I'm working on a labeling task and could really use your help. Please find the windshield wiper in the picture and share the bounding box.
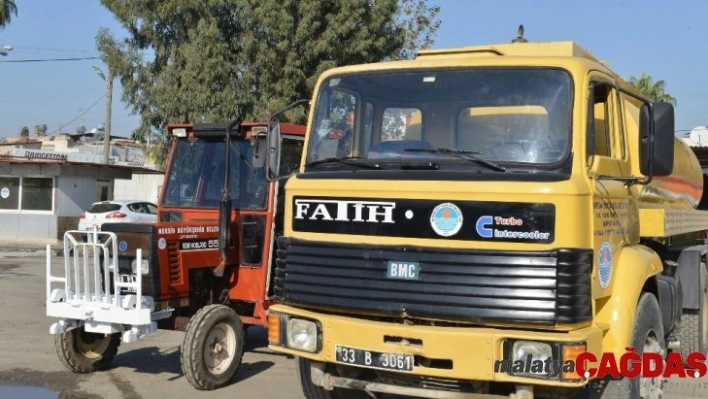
[405,148,506,172]
[304,156,382,170]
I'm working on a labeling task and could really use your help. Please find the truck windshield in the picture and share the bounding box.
[162,138,267,209]
[306,68,572,168]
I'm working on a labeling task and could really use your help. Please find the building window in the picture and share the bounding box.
[0,176,53,212]
[0,177,20,210]
[21,177,53,211]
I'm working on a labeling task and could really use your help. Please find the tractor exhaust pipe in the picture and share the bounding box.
[214,118,241,278]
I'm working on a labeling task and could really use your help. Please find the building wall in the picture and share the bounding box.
[0,162,134,242]
[0,163,60,241]
[114,173,164,204]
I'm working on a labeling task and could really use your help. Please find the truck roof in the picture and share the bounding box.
[415,41,600,62]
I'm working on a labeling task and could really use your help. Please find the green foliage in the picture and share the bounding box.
[628,72,677,106]
[0,0,17,29]
[19,126,28,137]
[98,0,440,141]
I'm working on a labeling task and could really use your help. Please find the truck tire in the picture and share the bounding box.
[180,304,245,390]
[580,293,665,399]
[678,263,708,360]
[298,357,379,399]
[55,327,120,373]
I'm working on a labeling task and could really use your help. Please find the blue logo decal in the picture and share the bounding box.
[476,215,494,238]
[430,203,463,237]
[119,241,128,252]
[598,242,613,289]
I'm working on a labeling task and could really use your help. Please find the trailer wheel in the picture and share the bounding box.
[54,327,121,373]
[180,304,245,390]
[298,357,380,399]
[679,263,708,360]
[580,293,665,399]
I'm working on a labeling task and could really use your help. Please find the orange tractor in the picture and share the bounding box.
[47,119,305,389]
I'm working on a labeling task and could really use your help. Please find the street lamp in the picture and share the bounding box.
[0,45,13,57]
[93,65,113,164]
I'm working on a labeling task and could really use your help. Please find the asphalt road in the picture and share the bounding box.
[1,251,708,398]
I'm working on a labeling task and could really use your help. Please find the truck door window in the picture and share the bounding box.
[589,83,612,157]
[279,138,304,175]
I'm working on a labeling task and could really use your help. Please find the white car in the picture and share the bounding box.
[78,200,158,231]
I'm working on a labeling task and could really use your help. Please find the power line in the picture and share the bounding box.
[50,94,106,135]
[0,56,100,63]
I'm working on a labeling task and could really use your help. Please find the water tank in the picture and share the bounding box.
[640,138,704,209]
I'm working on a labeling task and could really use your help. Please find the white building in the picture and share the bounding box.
[0,134,162,243]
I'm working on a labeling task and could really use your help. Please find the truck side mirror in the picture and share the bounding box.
[267,122,282,180]
[639,102,674,177]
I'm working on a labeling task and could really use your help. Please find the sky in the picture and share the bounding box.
[1,0,707,138]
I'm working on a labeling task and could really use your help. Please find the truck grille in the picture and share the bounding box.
[274,238,592,325]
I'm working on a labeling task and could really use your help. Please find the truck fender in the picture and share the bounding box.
[594,244,662,353]
[676,245,707,310]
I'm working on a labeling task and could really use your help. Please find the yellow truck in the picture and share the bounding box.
[264,39,708,398]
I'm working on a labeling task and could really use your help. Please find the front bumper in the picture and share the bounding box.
[268,304,603,388]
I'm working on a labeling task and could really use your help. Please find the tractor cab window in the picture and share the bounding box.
[162,138,267,210]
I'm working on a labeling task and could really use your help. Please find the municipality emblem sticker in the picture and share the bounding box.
[119,241,128,252]
[430,203,463,237]
[598,241,613,289]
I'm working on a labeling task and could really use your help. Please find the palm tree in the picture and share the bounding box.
[0,0,17,29]
[628,72,677,106]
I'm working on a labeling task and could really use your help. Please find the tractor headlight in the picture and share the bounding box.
[131,259,150,275]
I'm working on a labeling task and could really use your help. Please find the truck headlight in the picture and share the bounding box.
[286,318,319,352]
[131,259,150,275]
[511,340,554,377]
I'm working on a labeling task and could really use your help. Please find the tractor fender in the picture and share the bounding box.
[594,244,662,354]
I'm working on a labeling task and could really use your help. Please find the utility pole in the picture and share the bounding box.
[93,66,113,164]
[103,69,113,164]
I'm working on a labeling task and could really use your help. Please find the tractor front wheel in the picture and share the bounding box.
[55,327,121,373]
[180,304,245,390]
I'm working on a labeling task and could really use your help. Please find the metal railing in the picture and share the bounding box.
[47,229,143,312]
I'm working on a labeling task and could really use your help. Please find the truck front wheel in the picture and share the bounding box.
[55,327,121,373]
[298,357,379,399]
[581,293,665,399]
[180,304,245,390]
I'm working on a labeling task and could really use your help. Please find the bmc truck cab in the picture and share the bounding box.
[265,41,708,398]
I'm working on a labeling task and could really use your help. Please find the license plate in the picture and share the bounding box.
[386,261,419,280]
[335,345,414,372]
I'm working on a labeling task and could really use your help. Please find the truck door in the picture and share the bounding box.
[587,80,636,294]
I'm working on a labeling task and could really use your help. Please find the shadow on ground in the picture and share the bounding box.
[109,325,278,385]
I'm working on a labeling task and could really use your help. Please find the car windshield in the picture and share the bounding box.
[305,68,572,168]
[162,138,267,209]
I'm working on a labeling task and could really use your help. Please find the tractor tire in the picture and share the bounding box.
[678,263,708,360]
[579,293,665,399]
[298,357,379,399]
[180,304,245,390]
[55,327,121,373]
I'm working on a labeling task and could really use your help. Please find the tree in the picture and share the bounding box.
[0,0,17,29]
[19,126,28,138]
[97,0,440,140]
[628,72,677,106]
